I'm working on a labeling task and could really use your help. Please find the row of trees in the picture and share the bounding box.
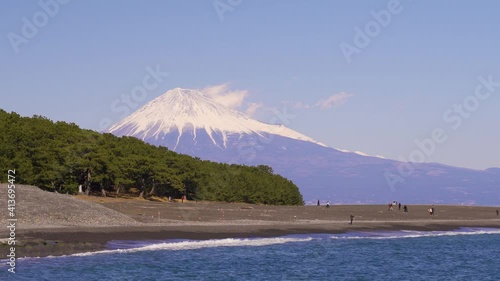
[0,109,303,205]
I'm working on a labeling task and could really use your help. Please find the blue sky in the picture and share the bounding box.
[1,0,499,170]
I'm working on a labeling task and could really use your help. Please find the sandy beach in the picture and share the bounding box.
[1,185,499,258]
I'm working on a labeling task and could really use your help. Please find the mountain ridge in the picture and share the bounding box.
[108,88,500,205]
[109,88,327,150]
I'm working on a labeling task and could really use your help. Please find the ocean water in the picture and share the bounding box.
[2,228,500,281]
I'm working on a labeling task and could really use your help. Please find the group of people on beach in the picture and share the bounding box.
[317,200,355,224]
[314,200,500,223]
[388,201,408,213]
[317,200,332,208]
[315,201,498,225]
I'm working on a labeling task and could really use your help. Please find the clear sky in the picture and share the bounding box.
[1,0,499,170]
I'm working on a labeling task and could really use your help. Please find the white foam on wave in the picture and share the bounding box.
[66,236,313,258]
[331,228,500,240]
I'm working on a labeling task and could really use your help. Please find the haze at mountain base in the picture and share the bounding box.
[109,88,500,205]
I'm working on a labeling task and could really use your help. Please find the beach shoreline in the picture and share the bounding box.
[1,185,499,258]
[5,218,500,258]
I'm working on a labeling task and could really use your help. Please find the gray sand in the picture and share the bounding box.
[1,184,499,258]
[0,184,138,229]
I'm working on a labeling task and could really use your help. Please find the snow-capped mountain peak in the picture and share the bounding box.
[107,88,500,205]
[108,88,327,149]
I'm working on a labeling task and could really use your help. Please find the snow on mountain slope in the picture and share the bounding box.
[108,88,327,150]
[107,87,500,205]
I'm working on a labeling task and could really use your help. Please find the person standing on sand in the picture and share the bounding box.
[350,213,354,225]
[317,200,320,206]
[403,205,408,213]
[431,205,435,216]
[326,201,330,208]
[398,203,401,211]
[496,209,499,216]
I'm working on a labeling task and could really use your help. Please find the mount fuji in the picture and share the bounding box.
[108,88,500,205]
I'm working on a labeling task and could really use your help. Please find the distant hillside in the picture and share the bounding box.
[108,88,500,205]
[0,109,303,205]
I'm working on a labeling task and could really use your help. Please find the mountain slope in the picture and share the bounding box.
[108,89,500,205]
[109,88,326,151]
[0,109,303,205]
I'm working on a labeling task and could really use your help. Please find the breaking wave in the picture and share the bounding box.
[330,228,500,240]
[58,236,314,258]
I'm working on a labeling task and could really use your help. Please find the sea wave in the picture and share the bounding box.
[34,236,314,259]
[330,228,500,240]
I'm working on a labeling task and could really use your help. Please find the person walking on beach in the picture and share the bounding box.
[398,203,401,211]
[496,209,499,216]
[326,201,330,208]
[403,205,408,213]
[428,205,435,216]
[317,200,320,206]
[350,213,354,225]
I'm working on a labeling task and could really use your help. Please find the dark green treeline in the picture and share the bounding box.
[0,110,303,205]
